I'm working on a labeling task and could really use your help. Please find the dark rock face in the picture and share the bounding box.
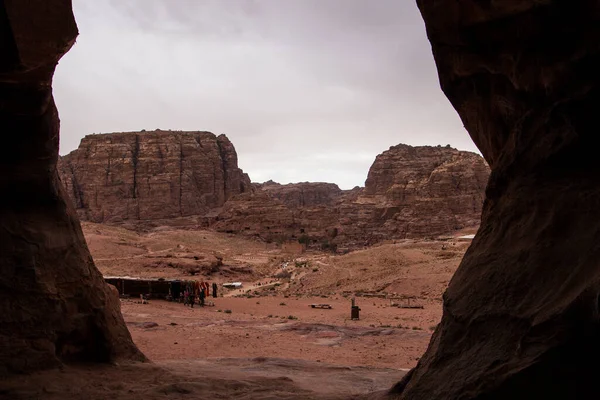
[392,1,600,399]
[0,0,143,375]
[58,131,250,223]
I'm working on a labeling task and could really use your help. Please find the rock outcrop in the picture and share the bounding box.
[0,0,143,375]
[259,180,343,208]
[391,1,600,399]
[58,129,488,244]
[212,184,341,244]
[58,131,250,223]
[214,145,489,247]
[339,145,489,245]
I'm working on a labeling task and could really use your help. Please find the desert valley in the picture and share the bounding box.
[3,1,595,399]
[2,130,489,398]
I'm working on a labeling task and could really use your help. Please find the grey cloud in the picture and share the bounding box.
[54,0,478,190]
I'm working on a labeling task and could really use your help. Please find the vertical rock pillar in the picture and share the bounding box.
[392,2,600,399]
[0,0,143,374]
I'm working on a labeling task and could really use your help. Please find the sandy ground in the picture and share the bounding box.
[122,296,436,369]
[83,222,471,301]
[86,221,472,371]
[1,223,475,399]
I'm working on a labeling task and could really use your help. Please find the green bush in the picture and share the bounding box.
[298,234,310,245]
[320,240,337,253]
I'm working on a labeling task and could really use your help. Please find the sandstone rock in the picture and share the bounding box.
[259,181,343,208]
[214,145,489,248]
[58,128,488,246]
[0,0,143,375]
[212,190,299,240]
[58,131,250,224]
[145,252,223,276]
[339,145,489,245]
[212,183,342,245]
[391,2,600,399]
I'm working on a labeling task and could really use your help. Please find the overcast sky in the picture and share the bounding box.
[53,0,478,189]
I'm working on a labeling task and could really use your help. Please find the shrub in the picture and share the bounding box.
[224,309,232,314]
[274,271,291,279]
[279,302,287,306]
[287,315,298,320]
[295,260,308,268]
[320,240,337,253]
[298,234,310,245]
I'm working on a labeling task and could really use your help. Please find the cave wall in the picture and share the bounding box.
[392,1,600,399]
[0,0,143,374]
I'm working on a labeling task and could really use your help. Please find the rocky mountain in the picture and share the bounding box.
[212,145,490,247]
[58,130,251,224]
[339,144,490,244]
[212,182,342,244]
[259,181,343,208]
[59,133,490,247]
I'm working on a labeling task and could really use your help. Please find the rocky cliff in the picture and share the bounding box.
[213,145,490,247]
[212,182,342,244]
[58,131,489,245]
[58,131,250,223]
[341,144,489,244]
[259,181,343,208]
[0,0,142,375]
[391,1,600,399]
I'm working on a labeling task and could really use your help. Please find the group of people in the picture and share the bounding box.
[180,280,218,308]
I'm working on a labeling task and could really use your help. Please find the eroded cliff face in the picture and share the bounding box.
[213,145,489,247]
[58,131,250,223]
[259,180,343,208]
[58,131,487,244]
[341,145,489,244]
[391,1,600,399]
[0,0,143,375]
[212,182,342,243]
